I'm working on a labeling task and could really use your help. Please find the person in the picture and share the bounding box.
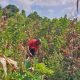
[23,39,41,71]
[27,39,41,57]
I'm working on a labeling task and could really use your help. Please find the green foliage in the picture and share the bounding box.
[28,11,42,20]
[6,71,33,80]
[3,4,19,17]
[0,8,3,17]
[21,10,26,17]
[41,37,49,50]
[35,63,53,75]
[5,5,19,12]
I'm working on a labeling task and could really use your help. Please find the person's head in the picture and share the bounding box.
[36,39,41,45]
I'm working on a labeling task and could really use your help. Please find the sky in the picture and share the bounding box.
[0,0,80,19]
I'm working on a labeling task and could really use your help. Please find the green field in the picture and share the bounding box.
[0,5,80,80]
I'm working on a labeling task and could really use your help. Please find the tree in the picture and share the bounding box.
[28,11,42,20]
[3,5,19,17]
[21,10,26,17]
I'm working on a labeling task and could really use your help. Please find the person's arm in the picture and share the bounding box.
[27,45,33,56]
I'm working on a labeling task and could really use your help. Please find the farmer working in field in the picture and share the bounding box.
[23,39,41,71]
[27,39,41,57]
